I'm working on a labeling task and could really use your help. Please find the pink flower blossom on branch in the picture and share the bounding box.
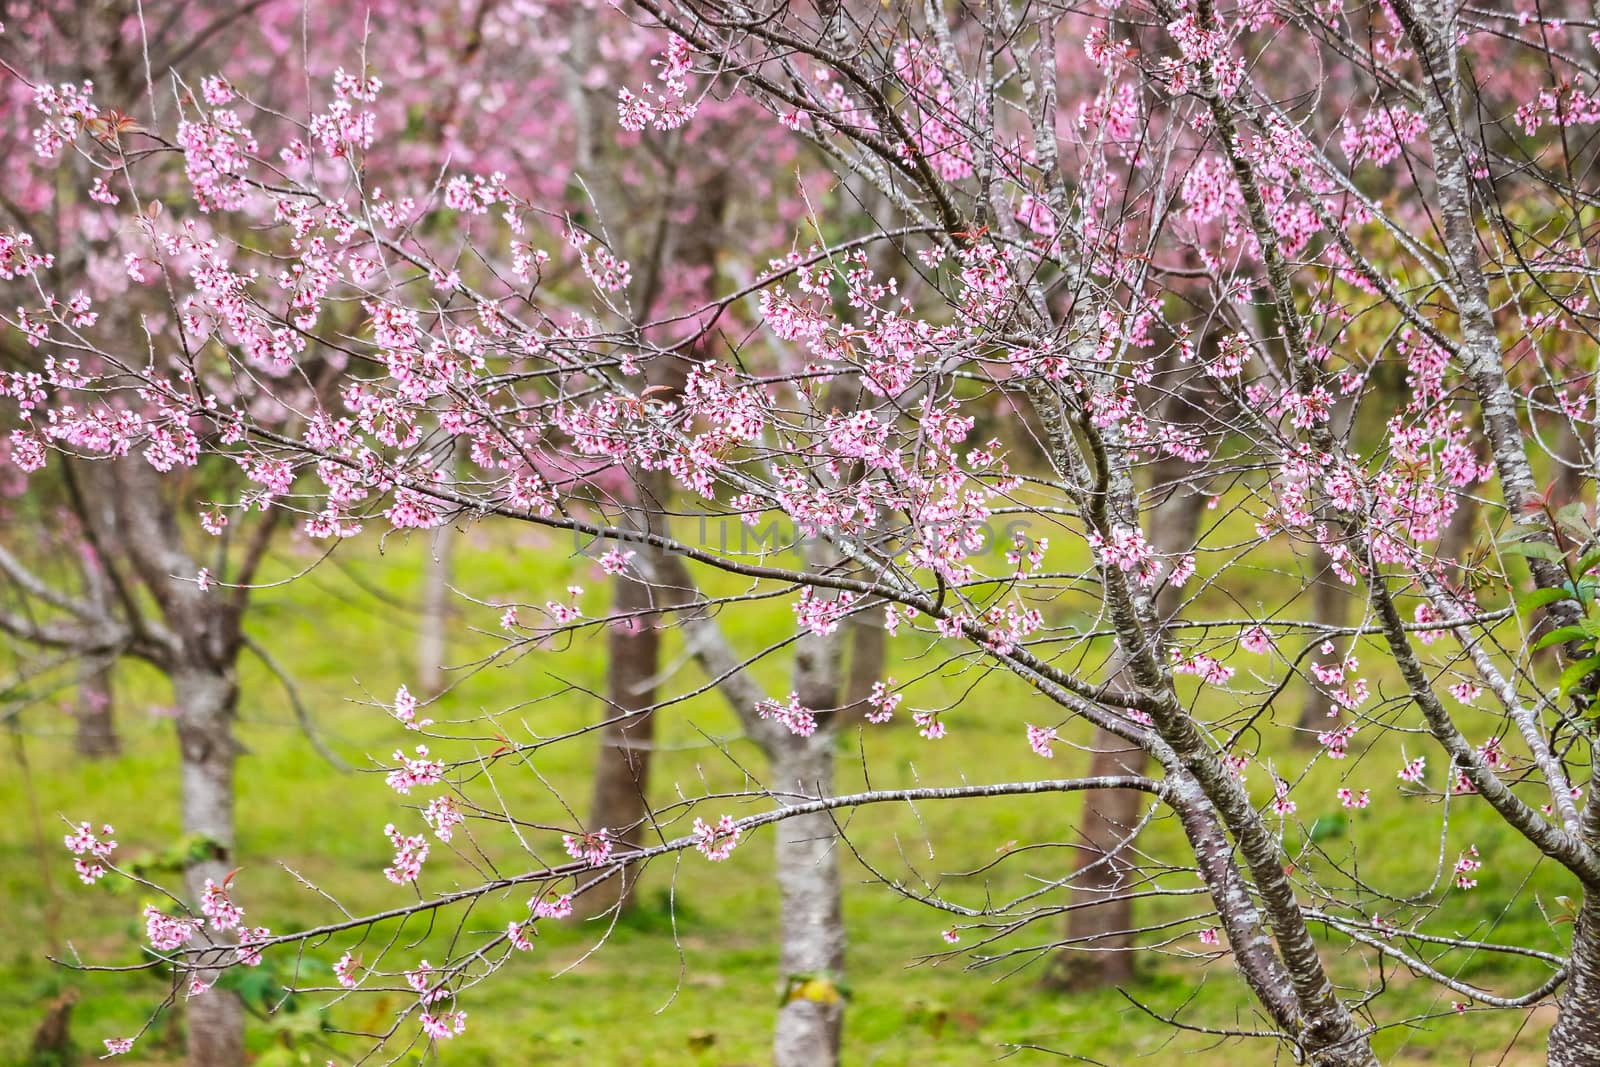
[693,815,741,861]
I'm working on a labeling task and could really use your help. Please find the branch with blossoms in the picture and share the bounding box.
[59,776,1163,1056]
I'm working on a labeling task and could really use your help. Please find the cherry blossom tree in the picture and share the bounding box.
[17,0,1600,1065]
[2,0,765,1058]
[0,6,334,1059]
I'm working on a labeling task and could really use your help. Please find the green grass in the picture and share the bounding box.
[0,521,1575,1065]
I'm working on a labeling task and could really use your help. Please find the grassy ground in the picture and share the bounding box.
[0,521,1576,1065]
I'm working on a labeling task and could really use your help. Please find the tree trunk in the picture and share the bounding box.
[648,546,851,1062]
[173,669,245,1067]
[1299,541,1348,732]
[30,987,78,1062]
[1438,491,1479,578]
[1047,737,1146,989]
[771,735,845,1067]
[1055,471,1208,988]
[1551,398,1587,509]
[770,593,848,1066]
[417,526,454,695]
[582,561,662,915]
[1550,787,1600,1067]
[1549,890,1600,1067]
[74,660,118,758]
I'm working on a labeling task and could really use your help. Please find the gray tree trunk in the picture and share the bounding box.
[771,735,844,1067]
[651,546,851,1062]
[1389,5,1600,1057]
[1550,891,1600,1067]
[74,451,254,1066]
[771,588,848,1066]
[173,669,245,1067]
[74,660,118,758]
[1551,770,1600,1066]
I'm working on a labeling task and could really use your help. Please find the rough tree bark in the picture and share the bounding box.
[1552,689,1600,1066]
[1551,848,1600,1066]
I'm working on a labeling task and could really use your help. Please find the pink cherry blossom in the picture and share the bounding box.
[693,815,741,861]
[563,829,613,867]
[383,824,430,885]
[334,951,361,989]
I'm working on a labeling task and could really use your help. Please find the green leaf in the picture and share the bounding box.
[1533,625,1589,652]
[1502,540,1565,564]
[1579,545,1600,577]
[1555,502,1591,540]
[1517,586,1574,616]
[1556,654,1600,701]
